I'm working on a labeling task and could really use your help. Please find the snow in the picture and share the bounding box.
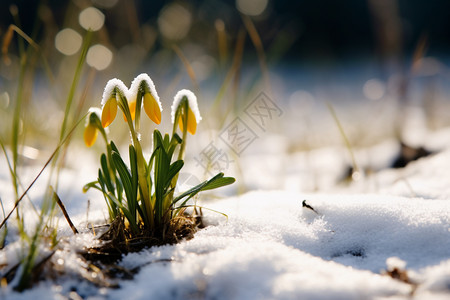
[128,73,162,112]
[85,107,102,128]
[107,188,449,300]
[100,74,163,123]
[171,89,202,124]
[1,129,450,299]
[101,78,127,106]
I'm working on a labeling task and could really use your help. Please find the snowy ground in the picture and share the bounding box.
[1,128,450,299]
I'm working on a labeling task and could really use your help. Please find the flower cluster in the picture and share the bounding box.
[84,73,201,147]
[83,73,233,243]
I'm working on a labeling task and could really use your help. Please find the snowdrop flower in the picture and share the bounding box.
[84,107,102,147]
[101,78,128,128]
[171,89,202,135]
[129,73,162,125]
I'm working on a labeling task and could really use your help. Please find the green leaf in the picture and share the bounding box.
[98,169,106,189]
[110,141,120,154]
[128,144,138,215]
[163,133,170,149]
[100,153,114,193]
[154,146,170,219]
[165,160,184,187]
[98,180,116,219]
[168,133,182,160]
[115,171,123,204]
[120,205,138,233]
[83,181,101,193]
[201,176,236,191]
[112,151,135,207]
[172,173,235,205]
[136,202,145,221]
[153,130,164,151]
[172,133,182,144]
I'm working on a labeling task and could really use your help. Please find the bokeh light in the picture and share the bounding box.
[0,92,10,109]
[91,0,119,9]
[288,90,315,114]
[236,0,268,16]
[86,44,113,71]
[157,3,192,40]
[79,7,105,31]
[54,28,82,55]
[191,55,216,81]
[413,57,442,76]
[363,79,386,101]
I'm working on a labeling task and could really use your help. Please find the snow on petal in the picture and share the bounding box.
[171,89,202,125]
[129,73,162,112]
[85,107,102,127]
[101,78,128,106]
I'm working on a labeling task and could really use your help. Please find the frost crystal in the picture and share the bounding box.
[101,78,128,106]
[129,73,162,112]
[171,89,202,124]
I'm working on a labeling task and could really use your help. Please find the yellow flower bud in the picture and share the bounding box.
[101,97,118,128]
[143,92,162,124]
[178,107,197,135]
[84,123,98,147]
[123,99,136,122]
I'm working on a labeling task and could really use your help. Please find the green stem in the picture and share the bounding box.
[177,100,189,161]
[119,93,154,229]
[166,100,189,219]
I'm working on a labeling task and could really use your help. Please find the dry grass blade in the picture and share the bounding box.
[241,14,271,95]
[2,25,38,61]
[2,24,54,81]
[1,26,14,64]
[172,44,200,94]
[411,33,428,74]
[215,19,228,66]
[0,115,87,230]
[52,187,78,235]
[211,27,246,128]
[326,102,361,180]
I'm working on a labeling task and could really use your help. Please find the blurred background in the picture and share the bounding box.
[1,0,450,191]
